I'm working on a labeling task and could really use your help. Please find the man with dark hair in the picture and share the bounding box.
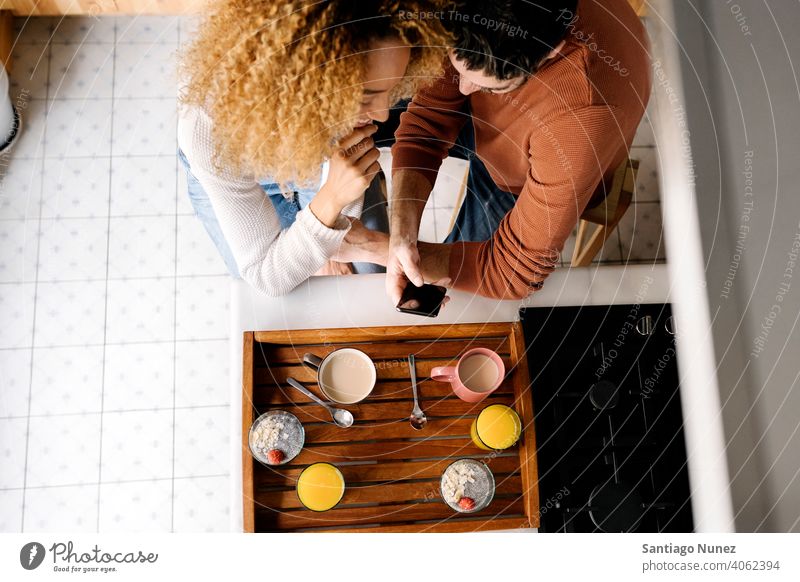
[385,0,651,301]
[448,0,579,81]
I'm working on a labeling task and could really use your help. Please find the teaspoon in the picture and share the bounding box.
[408,354,427,430]
[286,377,354,428]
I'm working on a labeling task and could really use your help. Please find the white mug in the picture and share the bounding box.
[302,348,376,404]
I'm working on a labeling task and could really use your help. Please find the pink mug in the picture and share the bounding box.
[430,348,505,403]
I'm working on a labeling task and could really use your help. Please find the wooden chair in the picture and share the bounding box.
[570,158,638,267]
[0,11,12,72]
[628,0,649,16]
[446,164,470,236]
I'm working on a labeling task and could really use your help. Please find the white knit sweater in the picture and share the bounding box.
[176,106,363,296]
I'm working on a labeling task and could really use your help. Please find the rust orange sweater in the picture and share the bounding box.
[392,0,651,299]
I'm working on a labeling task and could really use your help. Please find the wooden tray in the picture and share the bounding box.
[242,322,539,532]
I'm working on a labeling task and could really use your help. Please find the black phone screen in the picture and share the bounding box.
[396,282,448,317]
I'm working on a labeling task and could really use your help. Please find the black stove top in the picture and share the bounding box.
[521,304,694,532]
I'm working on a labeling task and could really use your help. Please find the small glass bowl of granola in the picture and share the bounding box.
[249,410,304,466]
[440,458,495,513]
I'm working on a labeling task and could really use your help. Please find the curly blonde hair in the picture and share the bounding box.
[180,0,451,188]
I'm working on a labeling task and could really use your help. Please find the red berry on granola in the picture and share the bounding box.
[458,497,476,511]
[267,449,285,464]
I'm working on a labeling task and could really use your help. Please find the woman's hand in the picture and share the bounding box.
[323,125,382,206]
[332,218,389,265]
[308,124,381,228]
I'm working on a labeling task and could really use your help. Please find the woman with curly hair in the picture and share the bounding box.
[177,0,449,296]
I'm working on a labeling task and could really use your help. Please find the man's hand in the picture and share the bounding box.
[313,260,353,277]
[385,170,436,305]
[386,238,424,306]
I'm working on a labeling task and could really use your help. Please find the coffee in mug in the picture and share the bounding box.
[303,348,376,404]
[431,348,505,403]
[459,352,501,392]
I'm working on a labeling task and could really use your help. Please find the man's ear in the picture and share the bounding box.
[545,40,567,61]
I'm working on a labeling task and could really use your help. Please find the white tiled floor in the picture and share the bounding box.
[1,16,229,533]
[0,15,664,534]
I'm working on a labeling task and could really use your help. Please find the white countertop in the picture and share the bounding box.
[228,264,670,532]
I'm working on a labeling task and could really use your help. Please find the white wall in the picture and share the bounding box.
[666,0,800,532]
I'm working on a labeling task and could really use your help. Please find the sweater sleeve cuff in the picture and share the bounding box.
[296,207,350,254]
[447,241,481,294]
[340,193,364,219]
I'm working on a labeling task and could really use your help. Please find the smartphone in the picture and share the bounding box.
[396,282,448,317]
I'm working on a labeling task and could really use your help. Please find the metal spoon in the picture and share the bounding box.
[408,354,427,430]
[286,377,354,428]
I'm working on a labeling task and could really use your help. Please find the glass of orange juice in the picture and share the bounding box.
[470,404,522,451]
[296,462,345,512]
